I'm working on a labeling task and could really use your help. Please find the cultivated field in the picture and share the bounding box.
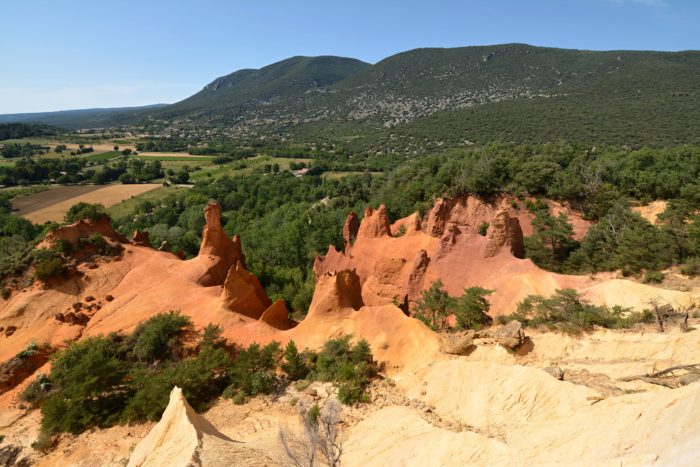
[11,184,161,224]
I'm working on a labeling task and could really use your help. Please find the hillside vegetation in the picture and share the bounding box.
[2,44,698,147]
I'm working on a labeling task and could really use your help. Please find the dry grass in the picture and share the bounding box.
[13,184,162,224]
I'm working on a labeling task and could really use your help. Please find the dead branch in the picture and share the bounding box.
[619,363,700,388]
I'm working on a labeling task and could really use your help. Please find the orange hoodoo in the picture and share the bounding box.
[357,205,391,240]
[195,201,246,286]
[485,209,525,258]
[220,261,272,319]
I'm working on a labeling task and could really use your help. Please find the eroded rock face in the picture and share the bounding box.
[0,345,51,394]
[259,299,295,330]
[485,210,525,259]
[307,269,364,317]
[343,211,360,250]
[425,198,457,237]
[131,230,151,247]
[40,217,128,249]
[405,250,430,299]
[127,387,275,467]
[357,205,391,240]
[196,201,246,286]
[220,261,272,319]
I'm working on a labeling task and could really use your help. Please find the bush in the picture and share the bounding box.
[509,289,652,334]
[21,373,52,408]
[477,222,489,236]
[33,248,67,280]
[123,345,232,421]
[31,432,56,453]
[453,287,493,330]
[281,341,309,381]
[64,202,109,223]
[1,287,10,300]
[77,233,122,256]
[413,280,453,330]
[309,336,377,405]
[680,257,700,276]
[226,342,281,400]
[393,224,407,238]
[17,341,38,359]
[128,311,192,363]
[41,335,128,434]
[643,270,664,284]
[413,281,493,331]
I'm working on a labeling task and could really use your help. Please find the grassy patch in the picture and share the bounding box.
[85,151,123,162]
[108,185,190,219]
[322,171,384,180]
[131,155,215,162]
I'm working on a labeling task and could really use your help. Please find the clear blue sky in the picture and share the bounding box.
[1,0,698,113]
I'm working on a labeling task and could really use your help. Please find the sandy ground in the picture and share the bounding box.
[5,326,700,466]
[632,200,668,225]
[14,184,161,223]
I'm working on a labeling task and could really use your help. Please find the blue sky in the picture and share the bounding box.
[1,0,698,113]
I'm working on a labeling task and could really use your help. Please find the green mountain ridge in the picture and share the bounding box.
[160,55,371,118]
[2,43,699,145]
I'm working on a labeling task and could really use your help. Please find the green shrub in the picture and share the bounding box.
[21,373,52,408]
[310,336,377,405]
[0,236,34,277]
[226,342,281,400]
[33,248,67,280]
[200,324,226,350]
[77,233,122,256]
[281,341,309,381]
[643,270,664,284]
[64,202,109,223]
[413,280,453,330]
[680,257,700,276]
[477,222,489,236]
[123,346,232,421]
[454,287,493,330]
[17,341,38,359]
[41,335,128,434]
[1,287,10,300]
[31,432,56,453]
[128,311,192,363]
[393,224,407,238]
[510,289,653,334]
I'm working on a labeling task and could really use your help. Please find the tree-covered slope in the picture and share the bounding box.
[159,55,371,119]
[152,43,700,146]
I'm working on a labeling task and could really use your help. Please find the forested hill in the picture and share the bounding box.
[2,44,699,146]
[152,43,700,146]
[159,55,371,118]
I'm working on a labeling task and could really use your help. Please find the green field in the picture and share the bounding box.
[0,184,50,198]
[190,155,311,181]
[322,171,383,180]
[85,151,123,162]
[132,155,215,162]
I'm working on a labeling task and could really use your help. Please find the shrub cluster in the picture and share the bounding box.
[413,279,493,331]
[281,336,378,405]
[23,312,376,442]
[500,288,654,334]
